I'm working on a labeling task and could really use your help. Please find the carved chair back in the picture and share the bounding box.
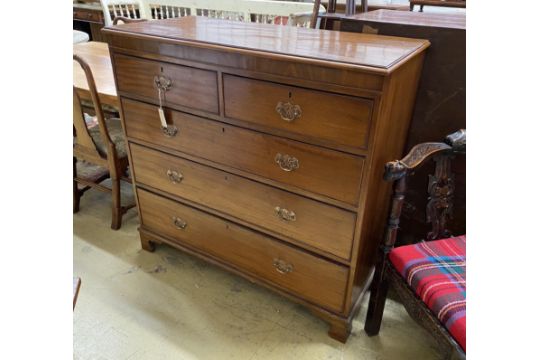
[100,0,148,26]
[73,55,116,165]
[382,129,466,252]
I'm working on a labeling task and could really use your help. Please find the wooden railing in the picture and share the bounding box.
[100,0,326,28]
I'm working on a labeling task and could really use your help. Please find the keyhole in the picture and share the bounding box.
[222,127,225,133]
[288,91,292,99]
[160,66,164,73]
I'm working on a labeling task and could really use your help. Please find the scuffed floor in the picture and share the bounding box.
[74,183,441,359]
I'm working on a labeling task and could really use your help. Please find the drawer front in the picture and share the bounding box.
[123,98,364,205]
[137,188,349,312]
[114,54,219,114]
[131,144,356,260]
[73,10,102,23]
[223,75,373,150]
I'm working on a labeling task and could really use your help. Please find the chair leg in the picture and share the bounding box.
[111,176,122,230]
[364,261,390,336]
[409,4,414,11]
[420,5,424,12]
[73,157,80,213]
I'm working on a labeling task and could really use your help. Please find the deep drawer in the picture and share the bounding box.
[114,54,219,114]
[223,74,373,150]
[122,98,365,205]
[137,188,349,313]
[131,143,356,260]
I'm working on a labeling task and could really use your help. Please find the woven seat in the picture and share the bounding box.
[389,235,466,352]
[80,99,119,117]
[88,118,127,159]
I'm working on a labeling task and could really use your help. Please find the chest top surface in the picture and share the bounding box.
[104,16,429,72]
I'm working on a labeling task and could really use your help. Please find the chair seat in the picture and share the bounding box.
[80,99,120,116]
[88,118,127,159]
[389,235,466,352]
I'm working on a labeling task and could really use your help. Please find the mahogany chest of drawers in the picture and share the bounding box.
[104,17,429,342]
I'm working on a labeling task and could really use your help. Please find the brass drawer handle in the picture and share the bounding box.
[275,206,296,222]
[161,125,178,137]
[154,75,172,92]
[275,153,299,172]
[166,169,183,184]
[273,258,294,274]
[276,94,302,122]
[172,216,187,230]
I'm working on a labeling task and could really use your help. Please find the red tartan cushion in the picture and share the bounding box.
[389,235,466,352]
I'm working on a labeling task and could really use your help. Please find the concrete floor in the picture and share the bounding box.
[74,182,441,360]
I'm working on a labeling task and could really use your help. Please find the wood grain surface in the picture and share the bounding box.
[345,9,465,29]
[122,99,366,205]
[131,143,356,260]
[73,42,118,107]
[106,17,429,342]
[223,74,373,150]
[114,54,219,114]
[137,188,349,312]
[104,16,429,71]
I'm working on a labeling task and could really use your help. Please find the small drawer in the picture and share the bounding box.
[131,144,356,260]
[137,188,349,313]
[223,75,373,150]
[122,98,365,205]
[114,54,219,114]
[73,10,101,23]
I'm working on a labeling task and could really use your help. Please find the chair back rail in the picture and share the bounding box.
[100,0,148,26]
[113,16,148,25]
[73,55,116,164]
[73,89,101,162]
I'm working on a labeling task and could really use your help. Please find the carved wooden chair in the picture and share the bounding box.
[73,55,135,230]
[364,129,466,360]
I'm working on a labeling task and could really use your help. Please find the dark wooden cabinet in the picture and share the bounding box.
[337,10,466,244]
[104,16,428,342]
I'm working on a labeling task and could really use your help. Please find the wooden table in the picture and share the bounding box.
[73,41,118,108]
